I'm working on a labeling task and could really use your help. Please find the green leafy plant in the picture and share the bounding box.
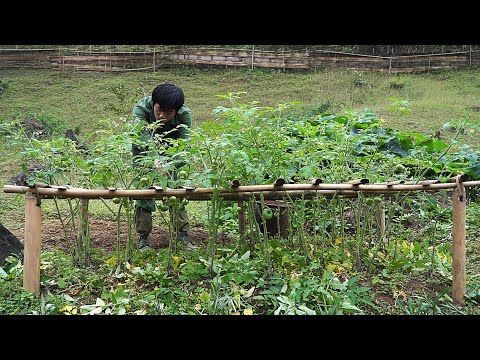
[387,97,411,115]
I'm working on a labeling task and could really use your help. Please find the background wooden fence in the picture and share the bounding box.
[1,47,480,73]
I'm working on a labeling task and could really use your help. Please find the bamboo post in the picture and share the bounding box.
[469,45,472,67]
[251,45,255,69]
[23,192,42,295]
[77,198,89,250]
[376,200,386,244]
[238,201,246,238]
[153,48,156,72]
[452,174,466,306]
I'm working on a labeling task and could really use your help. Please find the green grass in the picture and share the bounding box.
[1,67,480,137]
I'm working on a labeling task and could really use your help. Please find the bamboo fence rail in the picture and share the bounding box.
[4,178,480,200]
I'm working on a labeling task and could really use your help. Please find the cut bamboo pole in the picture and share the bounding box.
[23,192,42,295]
[452,175,466,306]
[378,180,404,186]
[77,198,89,251]
[345,178,369,185]
[238,201,246,238]
[376,200,386,244]
[5,180,480,199]
[153,48,156,72]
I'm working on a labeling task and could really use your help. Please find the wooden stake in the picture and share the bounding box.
[153,48,156,72]
[77,198,88,250]
[238,201,246,238]
[452,175,466,306]
[376,200,386,244]
[23,192,42,296]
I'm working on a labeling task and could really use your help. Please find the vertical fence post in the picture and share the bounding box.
[238,201,246,238]
[23,191,42,296]
[376,200,386,243]
[251,45,255,70]
[153,48,156,72]
[77,198,89,253]
[469,45,472,67]
[452,174,466,306]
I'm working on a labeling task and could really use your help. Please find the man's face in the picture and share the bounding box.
[154,103,176,123]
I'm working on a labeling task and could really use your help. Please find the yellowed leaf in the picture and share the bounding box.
[106,257,117,267]
[393,288,407,301]
[244,286,255,298]
[172,256,181,270]
[327,263,337,272]
[60,305,73,313]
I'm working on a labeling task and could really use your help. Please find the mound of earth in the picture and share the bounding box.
[0,223,23,265]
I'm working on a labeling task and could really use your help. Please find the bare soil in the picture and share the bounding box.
[3,219,232,255]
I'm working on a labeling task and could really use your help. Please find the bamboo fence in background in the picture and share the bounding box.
[1,47,479,73]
